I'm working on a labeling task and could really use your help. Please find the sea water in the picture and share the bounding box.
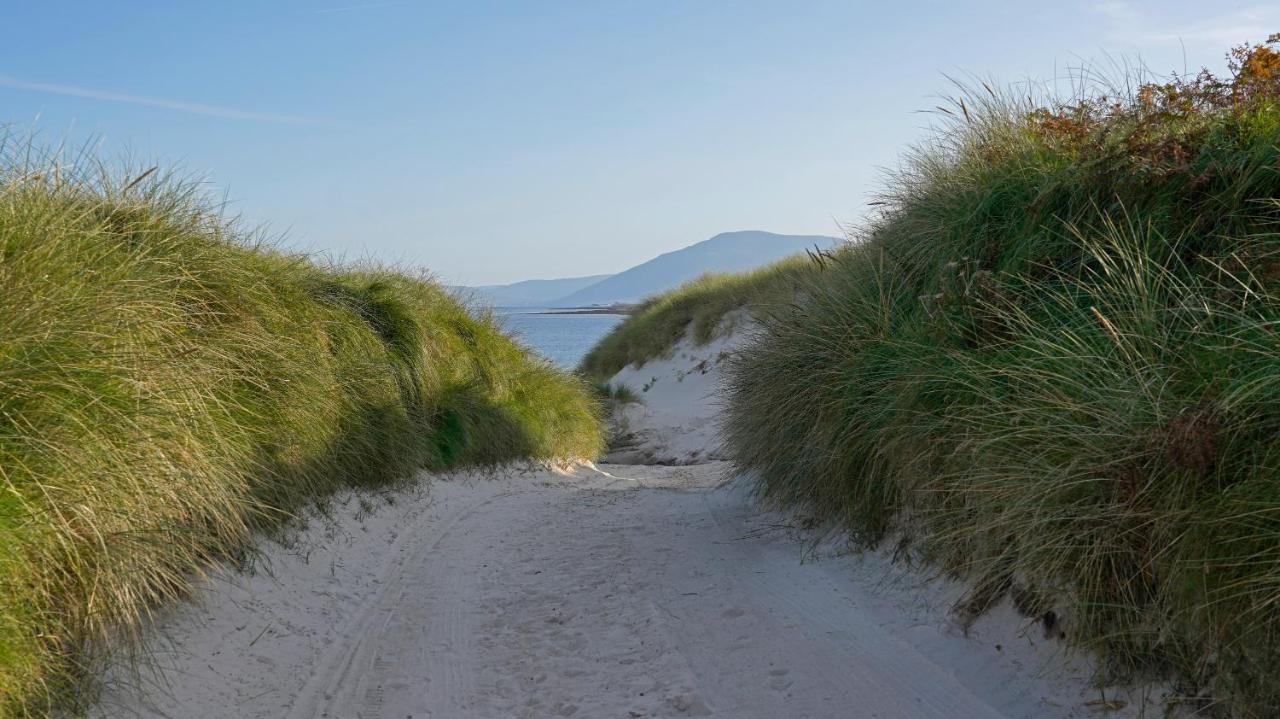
[496,308,625,369]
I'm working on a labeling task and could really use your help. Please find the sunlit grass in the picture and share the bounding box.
[0,139,602,715]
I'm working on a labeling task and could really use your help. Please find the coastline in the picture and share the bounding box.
[533,304,635,315]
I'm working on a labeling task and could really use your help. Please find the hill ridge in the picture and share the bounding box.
[550,230,839,306]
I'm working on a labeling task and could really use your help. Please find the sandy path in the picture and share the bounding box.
[95,462,1156,718]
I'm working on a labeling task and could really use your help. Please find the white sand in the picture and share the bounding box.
[92,320,1172,718]
[604,313,752,465]
[94,463,1165,718]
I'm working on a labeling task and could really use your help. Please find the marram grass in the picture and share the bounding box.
[577,254,821,380]
[0,144,602,715]
[720,39,1280,714]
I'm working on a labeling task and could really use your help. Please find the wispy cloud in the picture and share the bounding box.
[315,1,403,15]
[0,75,314,125]
[1093,2,1280,48]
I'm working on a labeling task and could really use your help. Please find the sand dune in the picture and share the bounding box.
[95,323,1166,718]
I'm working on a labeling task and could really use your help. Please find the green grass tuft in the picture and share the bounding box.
[720,37,1280,714]
[592,380,642,409]
[0,141,602,715]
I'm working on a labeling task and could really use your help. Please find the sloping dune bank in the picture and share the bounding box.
[588,38,1280,717]
[602,310,753,465]
[0,150,601,716]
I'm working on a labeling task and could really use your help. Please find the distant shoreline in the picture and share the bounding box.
[535,305,634,315]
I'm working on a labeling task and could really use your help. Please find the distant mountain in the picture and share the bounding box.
[548,230,840,306]
[458,274,613,307]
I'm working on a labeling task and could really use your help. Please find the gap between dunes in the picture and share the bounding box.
[93,324,1166,718]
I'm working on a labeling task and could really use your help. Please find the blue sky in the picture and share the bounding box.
[3,2,1277,284]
